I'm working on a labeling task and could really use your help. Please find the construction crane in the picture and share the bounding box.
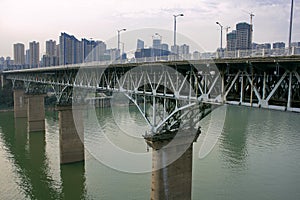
[243,10,255,29]
[249,12,255,26]
[243,10,255,105]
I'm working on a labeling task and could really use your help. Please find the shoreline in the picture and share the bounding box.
[0,108,13,113]
[0,106,56,113]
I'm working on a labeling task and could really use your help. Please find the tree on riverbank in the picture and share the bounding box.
[0,83,61,110]
[0,84,13,109]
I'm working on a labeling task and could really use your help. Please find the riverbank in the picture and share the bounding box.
[0,108,13,113]
[0,106,56,113]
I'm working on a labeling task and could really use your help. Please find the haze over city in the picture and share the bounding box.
[0,0,299,57]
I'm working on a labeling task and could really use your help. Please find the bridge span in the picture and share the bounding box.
[1,55,300,199]
[3,55,300,111]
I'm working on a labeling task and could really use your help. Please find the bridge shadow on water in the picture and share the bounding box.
[0,112,87,199]
[219,106,249,170]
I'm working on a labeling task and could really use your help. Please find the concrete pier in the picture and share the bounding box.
[14,89,27,118]
[57,106,84,164]
[145,130,199,200]
[27,94,45,132]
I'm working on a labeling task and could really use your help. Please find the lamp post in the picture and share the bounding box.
[288,0,294,55]
[173,14,184,53]
[117,28,126,52]
[216,22,223,51]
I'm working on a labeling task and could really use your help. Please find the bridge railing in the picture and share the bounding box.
[2,47,300,71]
[111,47,300,64]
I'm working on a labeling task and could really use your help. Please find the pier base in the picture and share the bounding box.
[14,89,27,118]
[145,130,199,200]
[27,94,45,132]
[57,106,84,164]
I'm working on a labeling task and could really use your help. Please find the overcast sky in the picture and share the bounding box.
[0,0,299,57]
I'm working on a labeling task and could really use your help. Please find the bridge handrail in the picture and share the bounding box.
[2,47,300,73]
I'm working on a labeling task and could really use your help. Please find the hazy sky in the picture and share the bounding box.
[0,0,299,57]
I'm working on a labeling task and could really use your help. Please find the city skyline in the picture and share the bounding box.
[0,0,299,58]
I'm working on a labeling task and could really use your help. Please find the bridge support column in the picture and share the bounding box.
[145,131,199,200]
[57,106,85,164]
[27,94,45,132]
[240,73,244,104]
[14,89,28,118]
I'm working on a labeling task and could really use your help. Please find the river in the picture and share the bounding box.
[0,105,300,199]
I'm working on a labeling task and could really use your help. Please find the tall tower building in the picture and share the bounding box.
[236,22,252,50]
[137,39,144,50]
[81,39,107,62]
[59,32,82,65]
[13,43,25,66]
[226,30,237,51]
[29,41,40,68]
[152,34,162,50]
[179,44,189,55]
[25,49,30,66]
[161,43,169,51]
[46,40,56,56]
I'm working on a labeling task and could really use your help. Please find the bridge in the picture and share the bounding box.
[1,55,300,199]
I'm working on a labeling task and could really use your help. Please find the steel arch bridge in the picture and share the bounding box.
[2,56,300,135]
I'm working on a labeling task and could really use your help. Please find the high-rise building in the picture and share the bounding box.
[42,55,59,67]
[256,43,271,50]
[13,43,25,66]
[105,48,120,61]
[236,22,252,50]
[46,40,56,56]
[82,39,107,62]
[94,41,107,61]
[273,42,285,49]
[137,39,144,50]
[81,38,94,62]
[226,30,237,51]
[291,42,300,47]
[42,40,59,67]
[193,51,201,59]
[161,43,169,51]
[59,32,82,65]
[25,49,30,66]
[0,57,5,71]
[171,45,179,54]
[56,44,60,56]
[29,41,40,68]
[0,57,4,65]
[179,44,189,55]
[152,35,162,50]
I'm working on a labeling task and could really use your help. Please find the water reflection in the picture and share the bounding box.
[219,106,249,170]
[0,112,88,199]
[1,106,300,199]
[27,130,60,199]
[60,162,86,199]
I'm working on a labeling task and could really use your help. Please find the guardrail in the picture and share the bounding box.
[2,47,300,71]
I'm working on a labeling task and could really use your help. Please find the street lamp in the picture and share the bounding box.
[173,14,184,52]
[288,0,294,55]
[216,22,223,51]
[117,28,126,52]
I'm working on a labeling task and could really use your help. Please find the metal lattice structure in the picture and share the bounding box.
[3,56,300,134]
